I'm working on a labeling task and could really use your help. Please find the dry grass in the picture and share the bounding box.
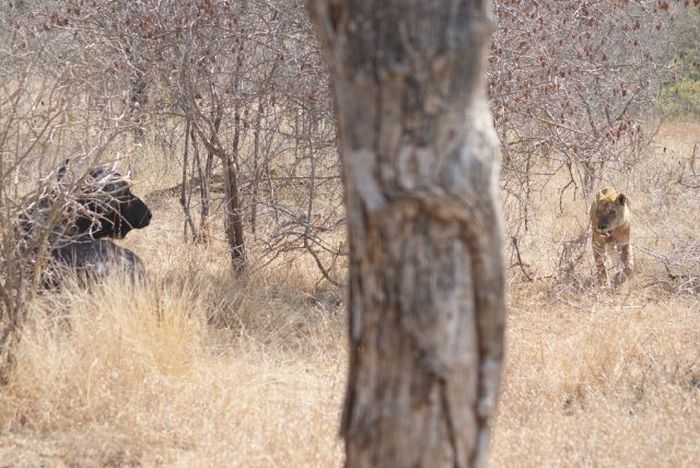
[0,121,697,466]
[491,284,699,467]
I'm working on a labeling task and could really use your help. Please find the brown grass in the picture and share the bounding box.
[491,284,699,467]
[0,122,697,466]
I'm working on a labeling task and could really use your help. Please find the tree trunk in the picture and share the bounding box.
[191,104,246,271]
[221,147,246,272]
[251,98,264,237]
[307,1,505,467]
[214,97,246,272]
[225,43,247,273]
[180,120,198,242]
[193,129,212,244]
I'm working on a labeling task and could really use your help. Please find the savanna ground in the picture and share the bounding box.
[0,121,698,467]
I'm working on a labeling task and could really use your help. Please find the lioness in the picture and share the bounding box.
[590,187,633,287]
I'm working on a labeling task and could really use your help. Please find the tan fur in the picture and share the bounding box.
[590,187,633,287]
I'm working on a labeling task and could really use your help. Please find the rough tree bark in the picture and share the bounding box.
[307,1,505,467]
[191,104,246,272]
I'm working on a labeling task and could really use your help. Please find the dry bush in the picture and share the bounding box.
[0,237,345,466]
[40,0,342,274]
[491,1,700,292]
[0,16,140,379]
[492,0,675,194]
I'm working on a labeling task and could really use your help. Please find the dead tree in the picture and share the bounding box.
[308,1,506,466]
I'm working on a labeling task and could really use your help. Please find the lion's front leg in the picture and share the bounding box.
[592,236,609,287]
[619,242,633,276]
[614,242,634,286]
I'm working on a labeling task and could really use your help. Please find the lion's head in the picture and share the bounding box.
[591,187,629,236]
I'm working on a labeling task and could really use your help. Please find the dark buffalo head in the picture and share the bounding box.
[60,163,152,240]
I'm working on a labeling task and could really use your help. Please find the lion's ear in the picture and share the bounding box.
[596,187,612,202]
[616,193,627,206]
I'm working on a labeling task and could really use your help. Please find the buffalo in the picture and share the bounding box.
[23,162,152,286]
